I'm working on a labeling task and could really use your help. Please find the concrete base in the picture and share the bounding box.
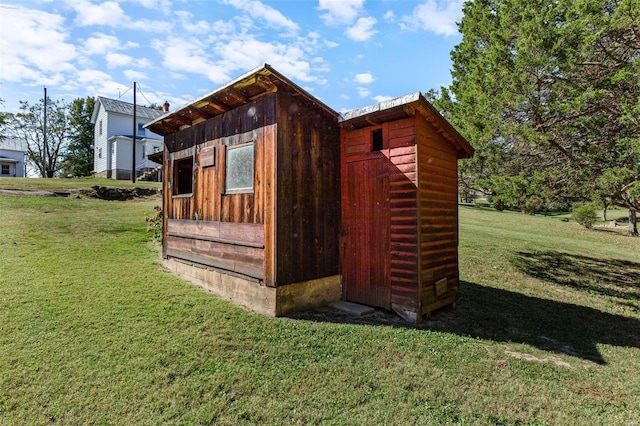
[163,257,341,317]
[329,301,375,316]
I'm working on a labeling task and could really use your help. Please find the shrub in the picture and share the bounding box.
[572,204,598,228]
[144,205,163,240]
[492,198,506,211]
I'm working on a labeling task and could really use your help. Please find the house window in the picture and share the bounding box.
[98,148,102,159]
[173,157,193,195]
[225,143,254,194]
[99,120,103,136]
[137,122,145,136]
[153,146,161,153]
[372,128,383,151]
[1,164,9,175]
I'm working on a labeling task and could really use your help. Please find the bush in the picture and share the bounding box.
[572,204,598,228]
[144,205,163,240]
[492,198,506,211]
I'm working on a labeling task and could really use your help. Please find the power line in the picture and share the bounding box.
[136,84,154,107]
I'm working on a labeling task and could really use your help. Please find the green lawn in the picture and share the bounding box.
[0,190,638,425]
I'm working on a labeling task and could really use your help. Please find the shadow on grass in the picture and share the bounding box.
[290,280,640,365]
[511,250,640,302]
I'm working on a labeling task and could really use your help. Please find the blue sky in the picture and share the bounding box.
[0,0,464,114]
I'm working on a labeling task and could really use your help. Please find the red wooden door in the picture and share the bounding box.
[342,155,390,308]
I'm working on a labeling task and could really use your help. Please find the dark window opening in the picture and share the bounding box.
[372,128,383,151]
[174,157,193,195]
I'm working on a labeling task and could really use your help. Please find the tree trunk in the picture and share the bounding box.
[629,209,638,237]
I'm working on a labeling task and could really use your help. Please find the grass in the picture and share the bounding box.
[0,188,638,425]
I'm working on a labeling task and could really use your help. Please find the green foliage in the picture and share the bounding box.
[572,203,598,228]
[7,97,70,177]
[144,205,163,240]
[437,0,640,213]
[62,97,95,177]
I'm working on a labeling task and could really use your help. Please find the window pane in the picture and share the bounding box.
[174,157,193,195]
[226,143,254,193]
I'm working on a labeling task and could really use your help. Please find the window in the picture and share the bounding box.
[1,164,9,175]
[173,157,193,195]
[153,146,161,153]
[372,128,383,151]
[98,148,102,159]
[137,122,145,136]
[99,120,103,136]
[225,143,254,194]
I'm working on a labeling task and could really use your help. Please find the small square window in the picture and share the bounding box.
[173,157,193,195]
[225,143,254,194]
[1,164,9,175]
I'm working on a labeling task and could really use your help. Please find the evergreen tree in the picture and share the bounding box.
[439,0,639,233]
[62,97,95,177]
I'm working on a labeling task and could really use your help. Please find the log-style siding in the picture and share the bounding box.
[416,114,460,313]
[388,118,419,311]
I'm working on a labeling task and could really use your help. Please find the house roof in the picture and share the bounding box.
[91,96,165,124]
[340,92,474,159]
[145,63,339,137]
[0,138,28,153]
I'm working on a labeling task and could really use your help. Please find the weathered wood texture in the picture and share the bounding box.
[275,91,341,285]
[162,90,340,286]
[416,114,460,314]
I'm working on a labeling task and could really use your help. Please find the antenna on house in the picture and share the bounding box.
[132,81,137,183]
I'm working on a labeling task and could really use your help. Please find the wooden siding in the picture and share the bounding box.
[162,96,277,281]
[416,114,460,312]
[388,119,419,310]
[275,91,341,286]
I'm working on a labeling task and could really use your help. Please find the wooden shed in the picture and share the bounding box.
[145,64,342,316]
[339,93,474,323]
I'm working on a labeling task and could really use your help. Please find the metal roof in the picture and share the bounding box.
[92,97,165,123]
[145,63,339,136]
[0,138,28,153]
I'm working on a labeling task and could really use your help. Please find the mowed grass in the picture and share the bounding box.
[0,191,638,425]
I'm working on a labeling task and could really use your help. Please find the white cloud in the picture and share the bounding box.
[318,0,364,26]
[357,87,370,98]
[383,11,395,22]
[66,0,173,32]
[354,72,374,84]
[221,0,299,35]
[345,16,377,41]
[400,0,463,37]
[105,53,133,68]
[124,69,148,81]
[0,4,77,84]
[82,34,121,55]
[373,95,393,103]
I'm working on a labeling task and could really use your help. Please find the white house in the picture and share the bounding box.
[0,138,27,178]
[91,97,166,180]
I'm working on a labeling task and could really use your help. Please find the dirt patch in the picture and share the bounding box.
[504,349,572,368]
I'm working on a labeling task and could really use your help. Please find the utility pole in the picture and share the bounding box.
[132,81,137,183]
[43,87,48,178]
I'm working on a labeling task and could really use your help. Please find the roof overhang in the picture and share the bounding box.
[0,157,19,163]
[340,92,474,159]
[145,64,339,136]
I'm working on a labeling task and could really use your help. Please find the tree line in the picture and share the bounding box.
[434,0,639,236]
[0,96,96,178]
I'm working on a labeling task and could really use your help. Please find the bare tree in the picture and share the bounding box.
[9,97,70,178]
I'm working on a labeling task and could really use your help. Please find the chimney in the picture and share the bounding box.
[163,101,170,112]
